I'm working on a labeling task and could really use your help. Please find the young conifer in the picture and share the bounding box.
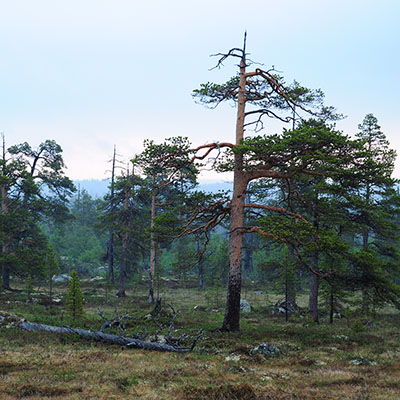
[66,270,84,320]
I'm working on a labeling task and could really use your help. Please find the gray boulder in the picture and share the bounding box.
[273,300,297,315]
[52,274,71,283]
[240,299,251,313]
[250,343,280,357]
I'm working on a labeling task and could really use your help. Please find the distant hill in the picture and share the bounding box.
[74,180,110,198]
[197,181,233,194]
[74,179,232,199]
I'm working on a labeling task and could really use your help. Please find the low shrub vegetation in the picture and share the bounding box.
[0,282,399,399]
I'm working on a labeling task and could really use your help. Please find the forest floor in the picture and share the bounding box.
[0,280,399,399]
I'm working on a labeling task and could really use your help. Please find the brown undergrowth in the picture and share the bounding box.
[0,285,399,399]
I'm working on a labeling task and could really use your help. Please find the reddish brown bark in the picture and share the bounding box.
[221,57,247,332]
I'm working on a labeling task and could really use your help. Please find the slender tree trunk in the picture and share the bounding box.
[117,233,128,297]
[308,267,319,323]
[285,263,289,322]
[107,146,117,284]
[117,171,132,298]
[149,182,156,304]
[222,55,247,332]
[329,285,334,324]
[308,190,320,323]
[107,231,114,283]
[287,246,297,307]
[361,183,370,315]
[1,181,10,290]
[197,241,204,289]
[198,262,204,289]
[1,252,10,289]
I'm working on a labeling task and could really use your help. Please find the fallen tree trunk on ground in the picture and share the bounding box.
[0,312,199,353]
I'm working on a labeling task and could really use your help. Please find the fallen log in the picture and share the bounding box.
[0,312,196,353]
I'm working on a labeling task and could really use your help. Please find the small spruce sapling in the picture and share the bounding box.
[66,270,84,320]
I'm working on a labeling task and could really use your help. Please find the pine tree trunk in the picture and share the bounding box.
[287,246,297,307]
[117,235,127,297]
[221,57,247,332]
[361,184,370,315]
[1,183,10,290]
[198,263,204,289]
[149,185,156,304]
[1,262,10,290]
[329,285,334,324]
[107,146,117,284]
[308,269,319,323]
[107,231,114,284]
[197,241,204,289]
[308,190,320,323]
[117,177,131,298]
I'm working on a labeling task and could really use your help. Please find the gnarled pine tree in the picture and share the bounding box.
[191,35,348,331]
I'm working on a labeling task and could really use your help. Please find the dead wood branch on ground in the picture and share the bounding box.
[0,312,201,353]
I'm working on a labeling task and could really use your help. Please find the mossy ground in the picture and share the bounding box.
[0,280,399,399]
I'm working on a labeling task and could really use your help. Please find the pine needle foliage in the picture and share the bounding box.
[66,270,84,320]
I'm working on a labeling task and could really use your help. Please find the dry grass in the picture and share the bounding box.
[0,283,399,399]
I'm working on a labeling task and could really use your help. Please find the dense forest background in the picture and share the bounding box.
[1,39,400,331]
[2,111,400,327]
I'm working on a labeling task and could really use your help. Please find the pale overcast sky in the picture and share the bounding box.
[0,0,399,180]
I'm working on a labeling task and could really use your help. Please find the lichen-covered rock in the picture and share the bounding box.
[240,299,251,313]
[250,343,280,357]
[225,354,241,362]
[52,274,71,283]
[349,357,376,366]
[273,300,297,315]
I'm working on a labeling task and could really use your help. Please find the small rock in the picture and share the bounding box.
[225,354,241,362]
[262,376,273,381]
[250,343,280,357]
[349,357,376,366]
[333,312,344,319]
[273,300,297,315]
[52,274,71,283]
[332,334,349,341]
[240,299,251,313]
